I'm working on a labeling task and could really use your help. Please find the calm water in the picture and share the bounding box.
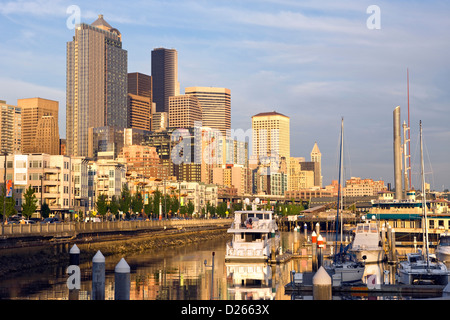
[0,231,445,300]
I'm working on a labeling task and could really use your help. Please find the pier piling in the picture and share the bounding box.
[114,258,131,300]
[68,244,80,300]
[313,266,332,300]
[312,231,317,271]
[92,250,105,300]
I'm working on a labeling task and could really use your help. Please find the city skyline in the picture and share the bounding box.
[1,0,449,190]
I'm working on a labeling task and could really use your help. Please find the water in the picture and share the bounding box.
[0,231,446,300]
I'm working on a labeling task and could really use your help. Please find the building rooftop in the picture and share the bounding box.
[91,14,113,30]
[252,111,289,118]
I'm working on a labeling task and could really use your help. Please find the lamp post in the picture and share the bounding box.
[3,151,7,224]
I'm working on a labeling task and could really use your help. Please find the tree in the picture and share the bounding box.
[21,185,38,219]
[109,195,119,219]
[152,189,161,218]
[131,192,143,216]
[96,194,108,219]
[187,200,195,217]
[119,184,131,219]
[40,203,51,219]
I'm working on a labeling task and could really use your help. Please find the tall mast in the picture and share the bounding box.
[336,117,344,245]
[420,120,430,270]
[407,69,412,190]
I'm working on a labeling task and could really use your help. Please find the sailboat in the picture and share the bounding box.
[397,121,450,285]
[325,118,365,283]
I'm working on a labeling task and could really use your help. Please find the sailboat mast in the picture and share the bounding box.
[407,69,412,190]
[336,118,344,244]
[420,120,430,270]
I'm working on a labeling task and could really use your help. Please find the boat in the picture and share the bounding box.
[397,121,450,285]
[435,233,450,263]
[398,250,450,285]
[225,210,280,262]
[324,118,365,283]
[225,262,275,300]
[348,217,386,263]
[327,246,366,283]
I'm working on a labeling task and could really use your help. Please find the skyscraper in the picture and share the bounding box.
[310,142,322,187]
[251,111,290,162]
[17,97,59,155]
[0,100,21,154]
[66,14,128,157]
[185,87,231,137]
[128,72,152,131]
[151,48,180,113]
[168,95,202,129]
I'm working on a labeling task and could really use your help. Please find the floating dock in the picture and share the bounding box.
[284,271,449,297]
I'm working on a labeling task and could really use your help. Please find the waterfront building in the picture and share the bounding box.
[185,87,231,137]
[66,14,128,157]
[288,157,315,190]
[0,100,21,154]
[0,154,73,217]
[71,156,90,213]
[89,158,126,203]
[168,95,202,129]
[343,177,386,197]
[119,144,167,180]
[17,97,59,155]
[143,179,218,216]
[151,48,180,113]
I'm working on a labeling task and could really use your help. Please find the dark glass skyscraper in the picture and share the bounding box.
[151,48,179,113]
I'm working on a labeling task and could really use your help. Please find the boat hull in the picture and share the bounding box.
[397,269,450,285]
[435,248,450,263]
[349,248,385,264]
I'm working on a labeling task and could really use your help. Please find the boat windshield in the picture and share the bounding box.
[439,236,450,246]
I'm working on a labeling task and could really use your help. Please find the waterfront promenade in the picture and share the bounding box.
[0,218,231,242]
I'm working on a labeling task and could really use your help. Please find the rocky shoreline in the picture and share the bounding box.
[0,227,230,277]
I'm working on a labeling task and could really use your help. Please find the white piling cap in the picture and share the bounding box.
[92,250,105,263]
[70,244,80,254]
[115,258,130,273]
[312,266,332,285]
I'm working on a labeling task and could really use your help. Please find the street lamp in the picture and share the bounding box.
[2,151,7,224]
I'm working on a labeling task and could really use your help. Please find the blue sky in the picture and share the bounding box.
[1,0,449,190]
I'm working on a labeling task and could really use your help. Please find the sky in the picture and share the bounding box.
[0,0,449,191]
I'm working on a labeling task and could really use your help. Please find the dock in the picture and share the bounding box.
[284,271,449,297]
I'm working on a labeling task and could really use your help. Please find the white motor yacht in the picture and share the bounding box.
[349,220,385,263]
[225,210,280,262]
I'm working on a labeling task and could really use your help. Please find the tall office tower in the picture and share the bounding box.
[168,95,202,129]
[17,97,59,155]
[185,87,231,137]
[310,142,322,187]
[0,100,22,154]
[151,48,180,113]
[128,72,151,98]
[151,112,168,132]
[251,111,290,163]
[66,14,128,157]
[127,72,152,130]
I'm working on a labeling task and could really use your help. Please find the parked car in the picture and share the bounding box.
[41,217,60,224]
[23,220,36,224]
